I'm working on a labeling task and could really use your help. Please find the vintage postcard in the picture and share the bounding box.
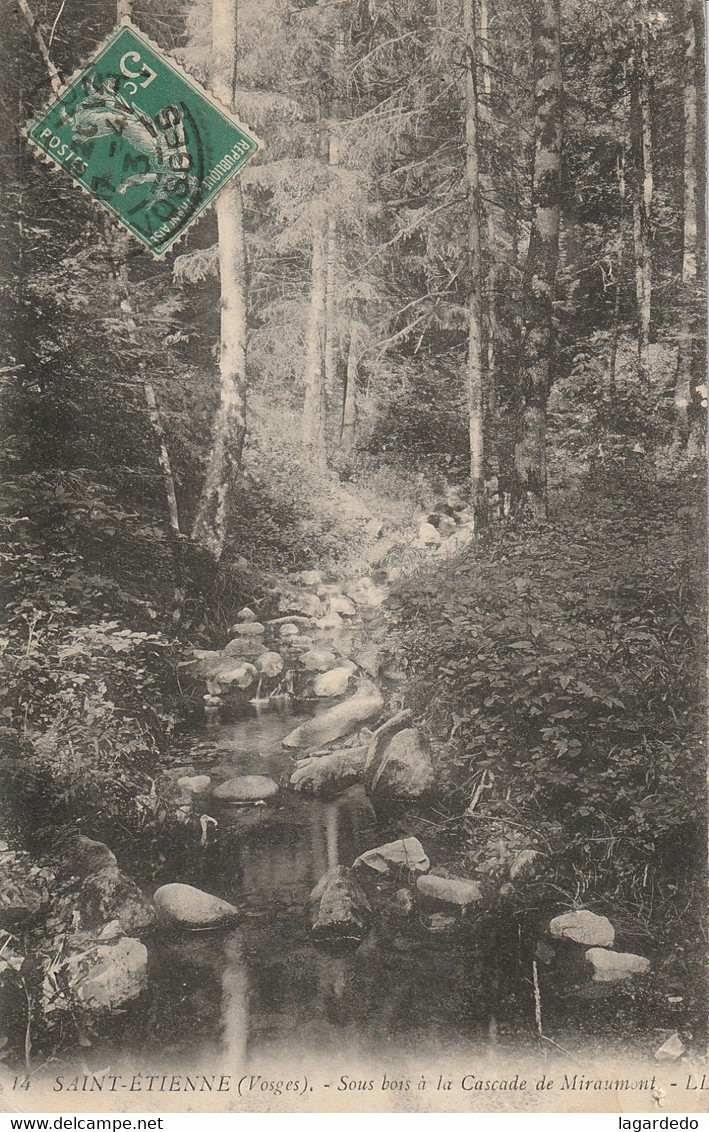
[0,0,706,1116]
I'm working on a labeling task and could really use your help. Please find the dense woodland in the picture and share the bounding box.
[0,0,707,1071]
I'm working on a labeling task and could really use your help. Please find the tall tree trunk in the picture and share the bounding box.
[606,150,627,402]
[302,211,328,465]
[340,326,358,451]
[463,0,486,519]
[480,0,498,415]
[192,0,249,558]
[674,0,699,442]
[512,0,562,516]
[628,1,653,386]
[325,30,345,405]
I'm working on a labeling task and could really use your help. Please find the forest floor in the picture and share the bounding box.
[0,443,706,1071]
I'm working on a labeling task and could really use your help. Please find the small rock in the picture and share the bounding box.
[279,623,300,638]
[222,639,269,660]
[234,606,257,623]
[329,594,356,617]
[186,653,260,684]
[655,1033,685,1062]
[177,774,211,797]
[313,667,353,697]
[297,569,324,587]
[434,524,475,556]
[392,888,415,916]
[310,865,371,945]
[279,591,323,619]
[153,883,239,930]
[213,775,279,803]
[549,910,615,948]
[416,522,441,546]
[230,622,265,637]
[300,647,338,672]
[257,651,285,678]
[585,948,651,983]
[75,936,148,1008]
[425,913,459,933]
[354,837,430,876]
[416,873,482,909]
[316,610,343,631]
[366,519,384,539]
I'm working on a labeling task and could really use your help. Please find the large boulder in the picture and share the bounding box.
[416,873,482,909]
[74,935,148,1008]
[282,680,383,750]
[62,835,117,877]
[310,865,371,945]
[153,883,239,930]
[213,776,279,803]
[549,910,615,948]
[312,667,354,698]
[363,710,413,785]
[365,727,435,802]
[78,867,156,935]
[290,747,367,798]
[585,948,650,983]
[354,837,430,876]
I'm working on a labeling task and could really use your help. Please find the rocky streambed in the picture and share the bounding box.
[0,510,685,1071]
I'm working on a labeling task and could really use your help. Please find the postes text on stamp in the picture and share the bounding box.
[24,22,261,256]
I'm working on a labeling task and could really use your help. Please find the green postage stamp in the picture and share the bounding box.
[24,22,261,256]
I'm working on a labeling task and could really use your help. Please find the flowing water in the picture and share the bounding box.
[125,702,536,1080]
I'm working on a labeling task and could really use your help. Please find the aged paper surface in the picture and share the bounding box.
[1,0,707,1116]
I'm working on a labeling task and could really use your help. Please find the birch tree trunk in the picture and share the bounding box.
[192,0,249,558]
[325,30,345,407]
[674,0,699,441]
[463,0,486,520]
[512,0,562,516]
[480,0,499,414]
[629,1,653,386]
[302,211,328,465]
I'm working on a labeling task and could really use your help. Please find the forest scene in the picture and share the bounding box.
[0,0,707,1104]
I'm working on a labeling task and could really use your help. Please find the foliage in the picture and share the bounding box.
[389,465,707,908]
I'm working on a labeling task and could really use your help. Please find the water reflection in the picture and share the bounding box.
[144,704,503,1067]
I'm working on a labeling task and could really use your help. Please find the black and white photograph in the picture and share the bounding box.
[0,0,707,1115]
